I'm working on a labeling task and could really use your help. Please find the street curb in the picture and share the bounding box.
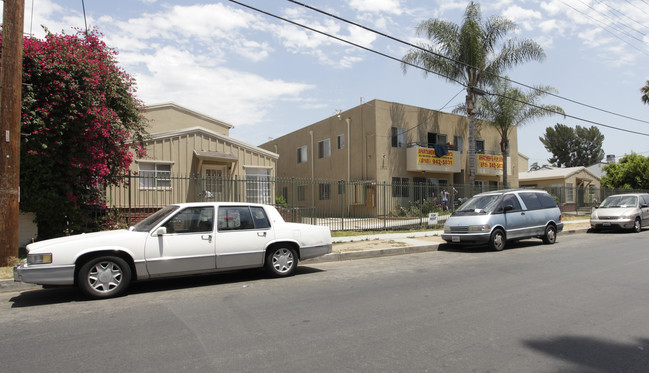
[0,227,590,294]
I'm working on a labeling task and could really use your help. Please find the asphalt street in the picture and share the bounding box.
[1,231,648,372]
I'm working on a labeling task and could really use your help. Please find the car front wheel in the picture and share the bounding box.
[265,246,297,277]
[542,225,557,244]
[633,217,641,233]
[489,229,506,251]
[78,256,131,299]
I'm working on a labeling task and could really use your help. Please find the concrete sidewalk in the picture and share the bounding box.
[0,220,590,293]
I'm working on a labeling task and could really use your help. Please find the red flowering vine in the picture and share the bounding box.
[0,28,148,239]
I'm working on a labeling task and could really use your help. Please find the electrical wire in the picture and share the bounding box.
[229,0,649,137]
[287,0,649,126]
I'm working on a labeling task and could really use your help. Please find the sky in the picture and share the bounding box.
[9,0,649,167]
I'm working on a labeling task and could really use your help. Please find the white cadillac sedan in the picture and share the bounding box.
[14,203,332,298]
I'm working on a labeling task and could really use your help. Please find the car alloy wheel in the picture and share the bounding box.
[543,225,557,244]
[489,229,506,251]
[265,246,297,277]
[78,256,131,299]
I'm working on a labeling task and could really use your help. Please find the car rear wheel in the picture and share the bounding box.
[633,217,641,233]
[542,225,557,244]
[265,246,297,277]
[488,229,506,251]
[78,256,131,299]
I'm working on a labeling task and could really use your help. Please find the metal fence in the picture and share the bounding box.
[104,174,648,232]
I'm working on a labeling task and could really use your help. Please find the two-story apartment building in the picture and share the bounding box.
[260,99,518,216]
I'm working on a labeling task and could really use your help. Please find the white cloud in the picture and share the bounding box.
[134,47,315,125]
[349,0,404,15]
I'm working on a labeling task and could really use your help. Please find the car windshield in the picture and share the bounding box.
[454,194,502,215]
[132,205,180,232]
[599,195,638,208]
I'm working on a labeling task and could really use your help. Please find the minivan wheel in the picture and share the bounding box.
[489,229,506,251]
[633,217,641,233]
[542,225,557,244]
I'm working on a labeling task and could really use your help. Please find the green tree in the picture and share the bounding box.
[601,153,649,189]
[402,1,545,186]
[642,80,649,104]
[12,29,148,239]
[539,124,604,167]
[454,79,564,187]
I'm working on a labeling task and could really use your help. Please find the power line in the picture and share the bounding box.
[286,0,649,126]
[227,1,464,87]
[229,0,649,137]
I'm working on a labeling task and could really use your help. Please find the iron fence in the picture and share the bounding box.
[103,174,648,232]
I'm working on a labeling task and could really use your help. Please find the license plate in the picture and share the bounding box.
[452,236,460,242]
[603,222,611,226]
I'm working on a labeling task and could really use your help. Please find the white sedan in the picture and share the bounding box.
[14,203,332,298]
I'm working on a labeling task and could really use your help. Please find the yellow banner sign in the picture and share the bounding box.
[478,154,503,169]
[417,148,454,166]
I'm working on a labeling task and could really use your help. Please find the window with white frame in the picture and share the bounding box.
[297,146,308,164]
[391,127,405,148]
[337,134,345,150]
[245,168,271,204]
[566,183,574,202]
[139,163,172,190]
[318,139,331,159]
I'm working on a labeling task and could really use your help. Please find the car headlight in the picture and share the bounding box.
[27,253,52,264]
[468,225,490,232]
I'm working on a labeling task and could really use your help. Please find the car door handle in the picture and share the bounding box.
[201,234,212,243]
[257,232,266,237]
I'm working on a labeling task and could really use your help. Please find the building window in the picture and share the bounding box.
[338,180,345,195]
[337,134,345,150]
[427,133,447,147]
[297,186,306,201]
[391,127,405,148]
[319,183,331,200]
[245,168,271,204]
[566,183,574,202]
[392,177,409,197]
[453,136,463,152]
[297,146,308,164]
[318,139,331,159]
[139,163,172,190]
[475,140,485,154]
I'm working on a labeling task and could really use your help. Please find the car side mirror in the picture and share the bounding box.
[641,203,649,208]
[504,205,514,212]
[155,227,167,236]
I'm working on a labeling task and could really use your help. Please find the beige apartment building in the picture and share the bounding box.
[260,99,518,216]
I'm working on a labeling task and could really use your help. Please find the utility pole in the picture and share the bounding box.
[0,0,25,266]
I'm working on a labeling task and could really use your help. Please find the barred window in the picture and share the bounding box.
[139,163,172,190]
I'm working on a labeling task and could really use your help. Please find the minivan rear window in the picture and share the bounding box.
[537,193,558,208]
[519,192,542,210]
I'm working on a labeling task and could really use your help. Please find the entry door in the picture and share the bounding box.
[202,165,227,201]
[144,206,216,277]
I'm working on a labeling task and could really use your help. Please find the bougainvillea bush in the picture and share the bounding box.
[2,28,148,239]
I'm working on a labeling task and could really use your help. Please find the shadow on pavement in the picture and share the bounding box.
[9,266,324,308]
[524,335,649,372]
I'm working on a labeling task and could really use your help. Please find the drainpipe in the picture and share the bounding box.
[309,130,314,208]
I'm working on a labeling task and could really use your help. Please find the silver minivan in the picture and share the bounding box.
[590,193,649,233]
[442,189,564,251]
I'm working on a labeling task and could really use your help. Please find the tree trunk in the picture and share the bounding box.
[466,90,476,188]
[501,138,509,188]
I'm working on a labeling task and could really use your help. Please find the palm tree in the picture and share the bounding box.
[454,79,565,187]
[402,1,545,187]
[642,80,649,104]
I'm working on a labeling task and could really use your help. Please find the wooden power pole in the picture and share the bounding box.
[0,0,25,266]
